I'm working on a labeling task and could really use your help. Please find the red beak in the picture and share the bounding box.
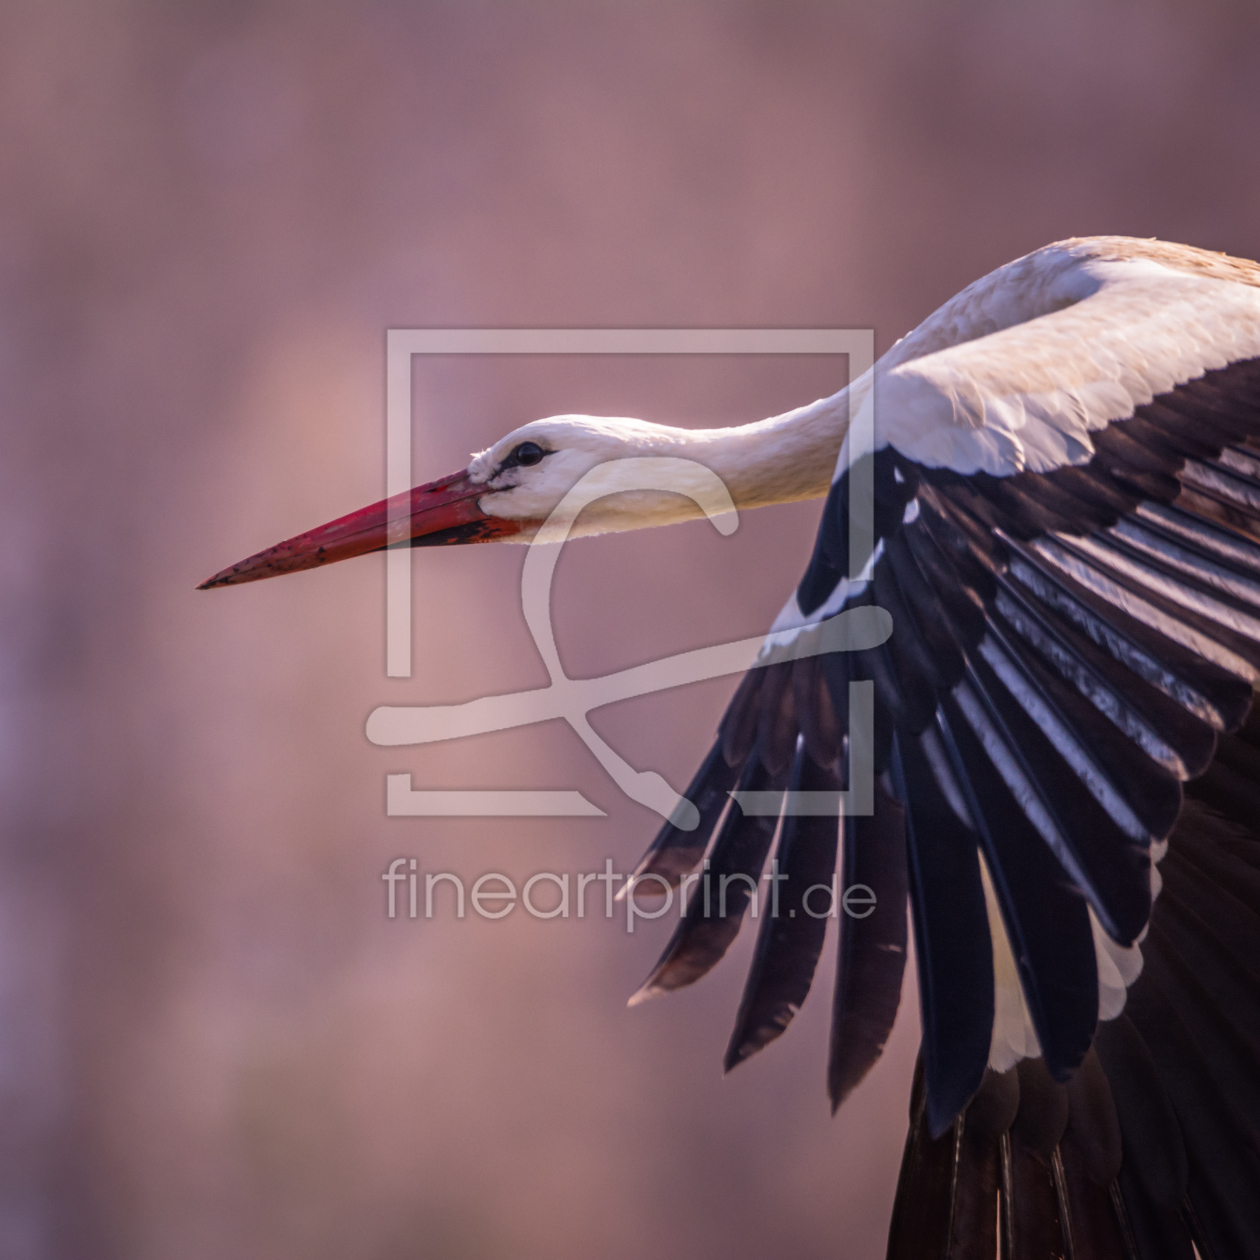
[197,469,522,589]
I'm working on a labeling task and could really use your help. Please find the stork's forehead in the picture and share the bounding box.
[467,416,585,482]
[497,415,586,447]
[472,415,649,465]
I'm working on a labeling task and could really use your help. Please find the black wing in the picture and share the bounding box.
[627,355,1260,1253]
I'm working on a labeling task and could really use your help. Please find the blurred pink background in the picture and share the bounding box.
[3,4,1260,1257]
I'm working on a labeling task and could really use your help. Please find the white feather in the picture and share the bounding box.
[870,242,1260,478]
[977,850,1041,1071]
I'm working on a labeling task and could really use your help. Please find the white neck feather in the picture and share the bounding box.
[675,390,850,512]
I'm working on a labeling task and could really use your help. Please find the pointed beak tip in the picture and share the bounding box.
[196,563,263,590]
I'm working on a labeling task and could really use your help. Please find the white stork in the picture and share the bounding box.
[202,237,1260,1260]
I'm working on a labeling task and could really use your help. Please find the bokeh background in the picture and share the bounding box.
[3,3,1260,1257]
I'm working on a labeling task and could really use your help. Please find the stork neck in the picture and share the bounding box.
[681,388,850,511]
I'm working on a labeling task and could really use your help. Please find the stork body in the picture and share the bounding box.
[203,238,1260,1259]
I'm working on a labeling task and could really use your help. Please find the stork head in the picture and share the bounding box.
[196,413,712,589]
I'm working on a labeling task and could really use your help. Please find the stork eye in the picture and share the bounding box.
[511,441,545,467]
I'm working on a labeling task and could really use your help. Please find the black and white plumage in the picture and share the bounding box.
[203,237,1260,1259]
[629,238,1260,1259]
